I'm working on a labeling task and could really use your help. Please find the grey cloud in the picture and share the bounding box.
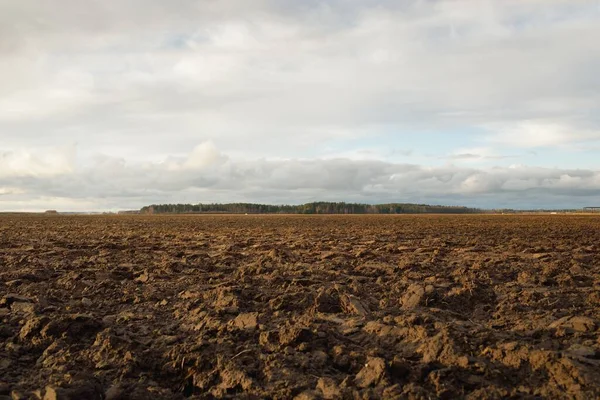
[0,144,599,211]
[1,0,599,156]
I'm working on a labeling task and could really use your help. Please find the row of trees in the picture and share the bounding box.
[140,202,479,214]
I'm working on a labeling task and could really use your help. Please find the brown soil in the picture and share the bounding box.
[1,214,599,399]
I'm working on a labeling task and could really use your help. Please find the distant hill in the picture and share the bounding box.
[140,202,479,214]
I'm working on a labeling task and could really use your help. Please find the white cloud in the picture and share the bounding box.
[177,141,228,170]
[483,121,600,148]
[0,145,75,178]
[0,1,599,209]
[0,187,25,196]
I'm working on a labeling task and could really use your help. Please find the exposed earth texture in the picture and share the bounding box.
[0,214,599,399]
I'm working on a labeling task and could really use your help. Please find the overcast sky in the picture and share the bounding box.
[1,0,600,211]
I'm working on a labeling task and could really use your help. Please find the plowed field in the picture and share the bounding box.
[1,214,599,399]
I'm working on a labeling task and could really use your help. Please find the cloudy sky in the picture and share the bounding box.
[1,0,600,211]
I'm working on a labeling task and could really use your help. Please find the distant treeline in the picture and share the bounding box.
[140,202,480,214]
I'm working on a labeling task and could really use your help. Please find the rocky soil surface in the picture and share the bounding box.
[0,214,599,399]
